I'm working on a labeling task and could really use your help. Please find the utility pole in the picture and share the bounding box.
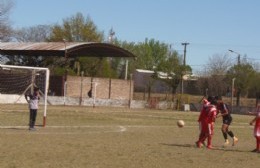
[181,42,189,66]
[181,42,189,94]
[228,49,241,106]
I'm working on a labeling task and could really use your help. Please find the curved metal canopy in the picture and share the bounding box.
[0,42,136,58]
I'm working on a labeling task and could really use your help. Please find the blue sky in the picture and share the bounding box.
[9,0,260,72]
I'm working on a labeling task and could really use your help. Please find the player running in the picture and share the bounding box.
[215,96,238,147]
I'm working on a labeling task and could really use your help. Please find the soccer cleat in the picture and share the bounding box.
[251,149,260,153]
[29,127,37,131]
[207,145,213,149]
[223,139,229,146]
[195,141,202,148]
[232,137,238,146]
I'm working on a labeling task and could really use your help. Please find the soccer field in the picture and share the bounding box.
[0,104,259,168]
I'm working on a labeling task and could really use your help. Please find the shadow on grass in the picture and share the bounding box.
[0,127,27,130]
[160,143,252,153]
[0,124,43,130]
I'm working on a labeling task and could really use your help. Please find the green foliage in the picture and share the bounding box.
[227,63,256,95]
[158,51,184,94]
[52,67,76,76]
[115,38,184,94]
[113,40,137,78]
[248,72,260,98]
[48,12,104,42]
[46,12,107,76]
[133,38,169,70]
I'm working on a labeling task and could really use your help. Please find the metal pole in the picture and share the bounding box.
[129,74,133,108]
[63,81,67,105]
[181,76,184,94]
[63,39,67,58]
[43,69,50,127]
[231,78,236,112]
[80,71,84,105]
[93,82,97,108]
[125,59,128,80]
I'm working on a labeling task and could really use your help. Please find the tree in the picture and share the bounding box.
[49,12,104,42]
[0,0,13,64]
[3,25,52,66]
[227,63,256,106]
[113,40,137,79]
[0,0,13,42]
[133,38,169,70]
[47,12,107,76]
[248,72,260,106]
[14,25,51,42]
[158,51,184,96]
[126,38,183,96]
[197,54,232,96]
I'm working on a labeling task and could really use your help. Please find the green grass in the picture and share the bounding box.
[0,104,259,168]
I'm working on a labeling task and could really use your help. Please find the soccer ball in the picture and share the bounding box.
[177,120,185,128]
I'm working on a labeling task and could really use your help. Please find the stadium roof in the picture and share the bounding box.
[0,42,136,58]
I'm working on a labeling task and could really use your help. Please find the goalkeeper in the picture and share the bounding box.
[25,87,40,131]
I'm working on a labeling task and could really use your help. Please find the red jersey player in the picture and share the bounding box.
[196,98,210,147]
[249,103,260,153]
[196,97,217,149]
[206,100,218,149]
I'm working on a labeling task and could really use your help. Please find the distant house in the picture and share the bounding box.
[133,69,199,94]
[133,69,172,93]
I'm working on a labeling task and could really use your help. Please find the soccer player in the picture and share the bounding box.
[196,98,210,148]
[196,96,217,149]
[205,99,218,149]
[215,96,238,146]
[25,87,40,131]
[249,103,260,153]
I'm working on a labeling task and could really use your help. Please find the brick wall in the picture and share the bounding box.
[66,76,133,100]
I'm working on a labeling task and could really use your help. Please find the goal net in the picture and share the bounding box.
[0,64,50,127]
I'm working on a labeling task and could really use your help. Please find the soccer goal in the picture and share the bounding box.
[0,64,50,127]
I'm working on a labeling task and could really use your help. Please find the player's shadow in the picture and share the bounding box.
[160,143,251,153]
[0,127,27,130]
[0,124,43,130]
[160,143,194,148]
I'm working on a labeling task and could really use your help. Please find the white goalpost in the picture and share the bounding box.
[0,64,50,127]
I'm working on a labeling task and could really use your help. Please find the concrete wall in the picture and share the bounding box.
[0,94,28,104]
[0,94,255,113]
[0,94,173,109]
